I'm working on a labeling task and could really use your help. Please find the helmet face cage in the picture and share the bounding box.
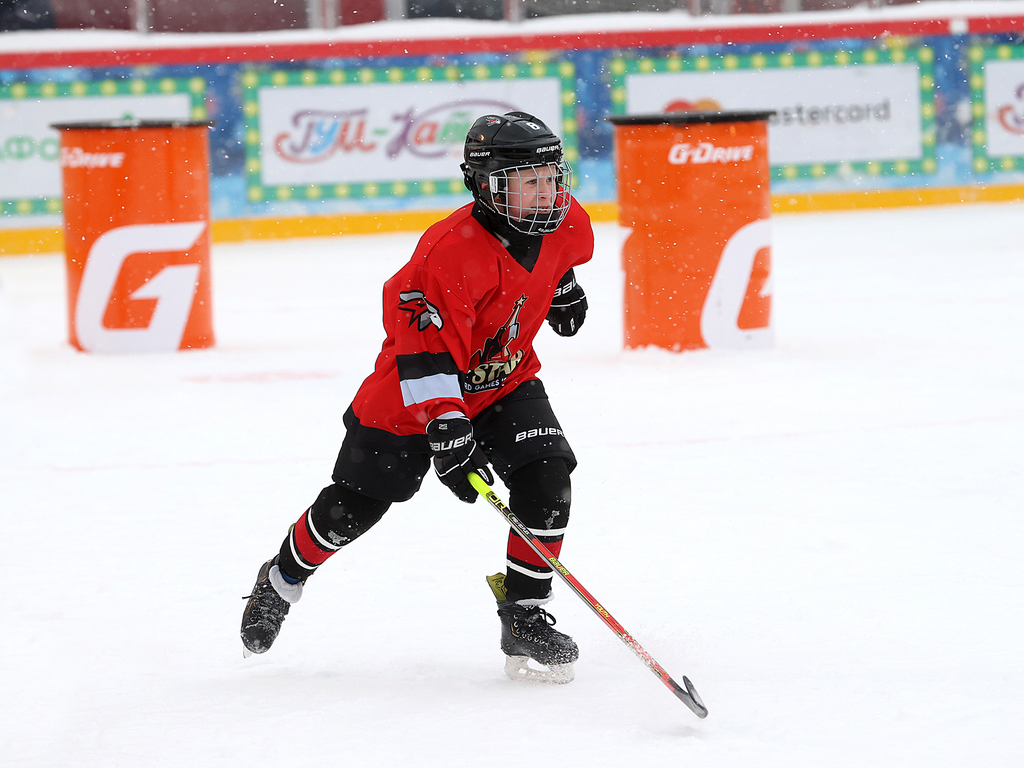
[483,159,573,236]
[462,112,573,235]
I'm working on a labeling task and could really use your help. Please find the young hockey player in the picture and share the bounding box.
[241,111,593,683]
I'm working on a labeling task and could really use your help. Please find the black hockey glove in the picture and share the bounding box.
[547,269,588,337]
[426,415,494,504]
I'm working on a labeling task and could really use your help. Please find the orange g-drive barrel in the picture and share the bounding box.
[608,111,774,351]
[53,119,215,353]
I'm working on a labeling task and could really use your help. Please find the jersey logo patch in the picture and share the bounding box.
[465,294,528,394]
[398,290,443,331]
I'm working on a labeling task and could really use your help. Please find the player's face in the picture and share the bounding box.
[501,165,558,221]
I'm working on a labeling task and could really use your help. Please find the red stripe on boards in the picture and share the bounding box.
[0,15,1010,71]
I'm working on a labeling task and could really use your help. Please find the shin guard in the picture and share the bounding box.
[277,484,390,581]
[503,458,571,603]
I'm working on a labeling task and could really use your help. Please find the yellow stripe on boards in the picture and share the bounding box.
[4,185,1024,257]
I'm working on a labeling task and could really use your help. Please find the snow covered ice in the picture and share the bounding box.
[1,203,1022,766]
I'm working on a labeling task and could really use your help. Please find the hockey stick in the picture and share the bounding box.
[468,471,708,719]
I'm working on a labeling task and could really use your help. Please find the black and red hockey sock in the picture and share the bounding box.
[277,483,390,581]
[502,458,571,603]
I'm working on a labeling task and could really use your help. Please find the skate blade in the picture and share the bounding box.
[503,655,575,685]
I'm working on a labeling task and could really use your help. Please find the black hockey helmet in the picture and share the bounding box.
[461,111,572,235]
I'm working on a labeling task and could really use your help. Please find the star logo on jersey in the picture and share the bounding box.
[398,290,443,331]
[465,294,528,394]
[471,294,526,368]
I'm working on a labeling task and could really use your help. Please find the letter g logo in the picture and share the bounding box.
[75,222,208,353]
[700,218,774,349]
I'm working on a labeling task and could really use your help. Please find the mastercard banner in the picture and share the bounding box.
[241,62,578,205]
[610,46,937,183]
[968,44,1024,174]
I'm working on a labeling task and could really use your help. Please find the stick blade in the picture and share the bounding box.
[670,675,708,718]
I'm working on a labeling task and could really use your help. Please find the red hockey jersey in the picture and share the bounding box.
[350,198,594,436]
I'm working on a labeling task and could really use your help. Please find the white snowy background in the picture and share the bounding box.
[2,202,1022,766]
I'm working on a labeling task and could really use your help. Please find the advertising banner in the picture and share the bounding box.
[56,121,215,353]
[241,62,578,205]
[610,47,937,182]
[0,34,1021,235]
[969,44,1024,173]
[610,114,773,352]
[0,78,207,216]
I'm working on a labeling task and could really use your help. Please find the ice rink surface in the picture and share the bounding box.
[1,203,1022,766]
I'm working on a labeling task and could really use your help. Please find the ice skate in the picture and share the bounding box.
[488,573,578,684]
[240,556,303,658]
